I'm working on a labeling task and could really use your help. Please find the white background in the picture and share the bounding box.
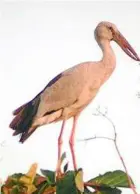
[0,1,140,193]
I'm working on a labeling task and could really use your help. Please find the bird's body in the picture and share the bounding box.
[10,38,116,141]
[10,60,115,140]
[34,60,115,120]
[10,21,140,173]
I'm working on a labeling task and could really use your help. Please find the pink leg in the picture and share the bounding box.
[56,119,66,175]
[69,115,79,171]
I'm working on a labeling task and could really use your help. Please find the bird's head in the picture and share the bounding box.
[95,21,140,61]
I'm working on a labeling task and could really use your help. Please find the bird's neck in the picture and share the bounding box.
[99,39,116,69]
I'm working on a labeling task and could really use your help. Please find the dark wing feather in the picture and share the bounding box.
[46,73,62,88]
[12,73,63,116]
[10,72,63,142]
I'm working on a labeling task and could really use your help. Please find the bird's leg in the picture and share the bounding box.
[56,119,66,176]
[69,115,79,171]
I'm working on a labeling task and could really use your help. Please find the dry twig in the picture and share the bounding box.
[78,107,138,194]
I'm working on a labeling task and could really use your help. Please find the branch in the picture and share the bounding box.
[78,107,138,194]
[0,140,7,147]
[78,135,114,142]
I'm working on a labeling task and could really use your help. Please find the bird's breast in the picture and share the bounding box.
[76,79,101,107]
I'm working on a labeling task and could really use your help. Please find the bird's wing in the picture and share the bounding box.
[12,72,63,115]
[12,62,88,120]
[10,62,91,143]
[36,65,86,117]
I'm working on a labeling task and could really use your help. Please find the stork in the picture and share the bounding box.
[10,21,140,175]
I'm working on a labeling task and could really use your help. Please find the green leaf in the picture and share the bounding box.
[84,187,93,194]
[93,187,121,194]
[11,173,24,180]
[75,169,84,193]
[61,152,66,164]
[11,187,19,194]
[4,175,24,188]
[40,170,55,184]
[39,185,56,194]
[56,171,80,194]
[33,181,50,194]
[34,174,46,186]
[63,162,69,173]
[88,170,134,188]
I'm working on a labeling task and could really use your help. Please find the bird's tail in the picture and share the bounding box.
[9,97,40,143]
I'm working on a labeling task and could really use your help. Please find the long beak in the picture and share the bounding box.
[113,31,140,61]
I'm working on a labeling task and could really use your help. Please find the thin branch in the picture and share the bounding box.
[93,107,116,136]
[84,182,100,193]
[0,140,7,147]
[78,135,114,142]
[113,136,137,193]
[96,110,137,193]
[78,107,138,194]
[84,182,100,187]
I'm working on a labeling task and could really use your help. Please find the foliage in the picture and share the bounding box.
[1,160,134,194]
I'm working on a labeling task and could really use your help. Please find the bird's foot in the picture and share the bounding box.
[55,167,63,180]
[55,158,63,179]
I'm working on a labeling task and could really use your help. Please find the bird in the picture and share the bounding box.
[9,21,140,174]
